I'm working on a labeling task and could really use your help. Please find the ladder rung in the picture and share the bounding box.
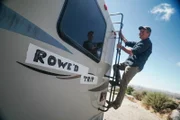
[115,37,121,39]
[104,75,115,79]
[110,12,122,16]
[113,22,121,24]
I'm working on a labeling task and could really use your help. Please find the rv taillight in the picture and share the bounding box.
[104,4,108,10]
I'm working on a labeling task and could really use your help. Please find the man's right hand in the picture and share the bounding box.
[119,30,127,43]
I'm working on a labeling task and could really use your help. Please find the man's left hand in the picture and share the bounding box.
[117,43,124,49]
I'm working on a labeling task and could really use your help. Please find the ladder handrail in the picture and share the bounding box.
[109,13,124,102]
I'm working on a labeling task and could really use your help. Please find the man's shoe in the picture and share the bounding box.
[106,100,114,108]
[109,81,120,86]
[106,100,120,109]
[112,104,120,110]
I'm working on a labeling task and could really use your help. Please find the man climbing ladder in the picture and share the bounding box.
[107,26,153,109]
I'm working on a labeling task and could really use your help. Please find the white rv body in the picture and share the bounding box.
[0,0,116,120]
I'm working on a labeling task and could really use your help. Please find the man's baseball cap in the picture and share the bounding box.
[139,26,151,33]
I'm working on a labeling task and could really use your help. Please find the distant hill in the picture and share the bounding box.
[130,85,180,100]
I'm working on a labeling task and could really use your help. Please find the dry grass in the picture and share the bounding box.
[137,100,173,120]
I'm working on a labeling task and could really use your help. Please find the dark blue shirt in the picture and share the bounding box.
[124,38,152,71]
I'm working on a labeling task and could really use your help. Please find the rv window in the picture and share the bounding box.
[57,0,106,62]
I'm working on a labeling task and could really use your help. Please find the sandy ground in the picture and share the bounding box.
[103,96,162,120]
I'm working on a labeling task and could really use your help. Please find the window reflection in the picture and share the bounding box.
[83,31,103,58]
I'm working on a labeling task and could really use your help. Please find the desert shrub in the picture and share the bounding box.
[143,92,178,112]
[142,91,147,96]
[132,91,147,101]
[126,86,134,95]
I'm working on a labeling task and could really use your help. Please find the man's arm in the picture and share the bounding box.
[132,42,151,55]
[117,41,151,56]
[125,41,137,48]
[122,47,133,56]
[117,44,133,56]
[119,31,136,47]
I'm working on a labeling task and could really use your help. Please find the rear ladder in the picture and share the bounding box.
[98,12,124,112]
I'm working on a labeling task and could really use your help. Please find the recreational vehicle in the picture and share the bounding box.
[0,0,119,120]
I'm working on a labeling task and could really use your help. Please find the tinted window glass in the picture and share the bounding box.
[58,0,106,62]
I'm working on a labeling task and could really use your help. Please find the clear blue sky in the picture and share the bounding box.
[105,0,180,93]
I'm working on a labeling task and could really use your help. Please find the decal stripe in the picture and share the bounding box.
[0,3,71,53]
[17,61,70,77]
[56,75,81,80]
